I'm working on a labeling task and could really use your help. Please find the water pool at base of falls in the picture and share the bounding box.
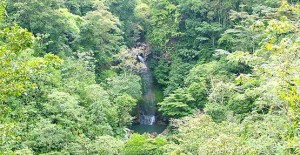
[130,124,167,134]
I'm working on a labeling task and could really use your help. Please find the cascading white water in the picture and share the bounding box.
[138,55,145,63]
[138,55,156,125]
[140,115,155,125]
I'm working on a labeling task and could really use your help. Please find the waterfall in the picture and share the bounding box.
[138,55,156,125]
[140,114,155,125]
[138,55,145,63]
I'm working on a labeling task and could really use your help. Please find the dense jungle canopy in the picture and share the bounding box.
[1,0,300,154]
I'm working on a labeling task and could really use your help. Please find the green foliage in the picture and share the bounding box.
[25,119,71,153]
[0,25,62,102]
[153,59,170,86]
[163,59,193,95]
[88,136,123,155]
[170,114,247,155]
[44,91,87,128]
[7,0,81,56]
[124,133,168,155]
[114,94,137,127]
[83,84,116,137]
[108,0,142,47]
[105,74,142,99]
[7,0,124,76]
[0,12,138,153]
[169,113,292,154]
[74,2,123,69]
[176,0,241,49]
[185,61,233,108]
[158,88,195,118]
[204,102,229,123]
[63,135,123,155]
[60,58,95,95]
[63,0,98,15]
[219,10,266,52]
[241,114,289,154]
[1,0,300,154]
[0,123,21,154]
[140,0,180,48]
[0,0,6,24]
[0,24,33,52]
